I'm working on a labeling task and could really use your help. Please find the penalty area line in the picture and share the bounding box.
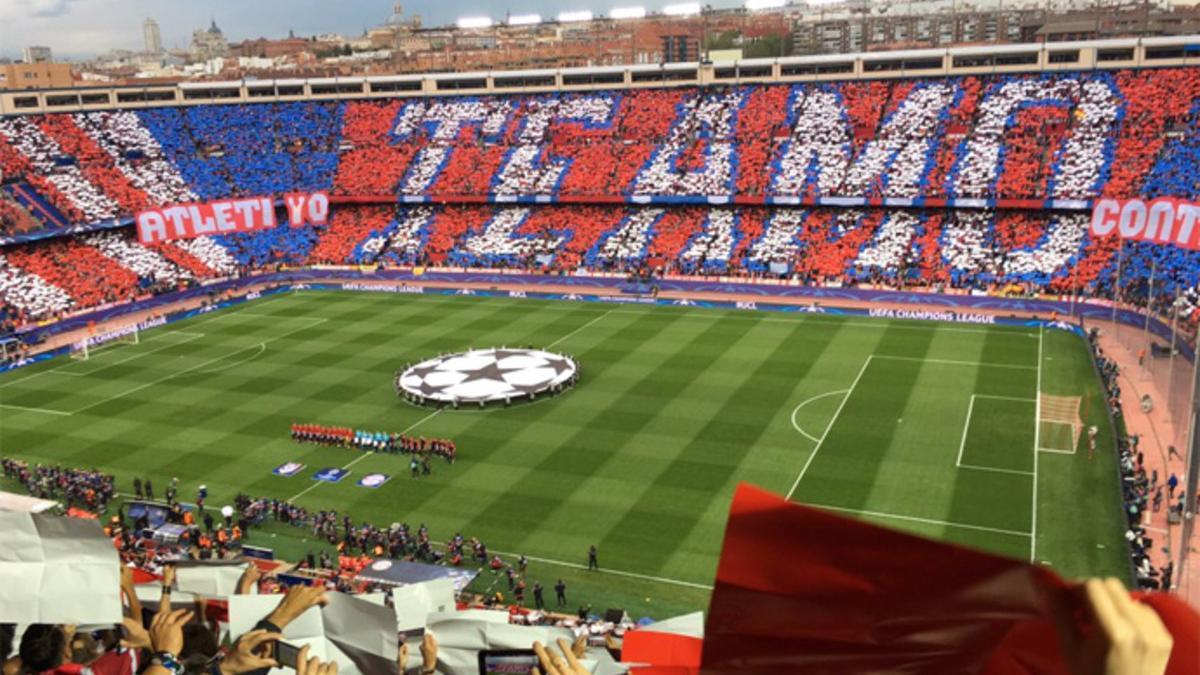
[58,332,207,377]
[786,356,873,500]
[192,343,266,375]
[67,318,328,416]
[804,502,1032,539]
[0,402,72,416]
[873,354,1037,370]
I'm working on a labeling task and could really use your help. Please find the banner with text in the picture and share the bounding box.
[1090,197,1200,251]
[136,192,329,245]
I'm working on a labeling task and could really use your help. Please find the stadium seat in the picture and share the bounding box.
[1,69,1200,324]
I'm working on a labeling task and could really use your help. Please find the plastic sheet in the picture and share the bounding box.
[699,483,1197,675]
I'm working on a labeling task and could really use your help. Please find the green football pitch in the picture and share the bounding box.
[0,291,1132,617]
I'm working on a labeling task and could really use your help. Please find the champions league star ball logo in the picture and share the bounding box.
[397,348,578,406]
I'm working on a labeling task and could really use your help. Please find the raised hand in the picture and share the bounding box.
[295,644,338,675]
[218,629,282,675]
[149,608,193,655]
[1054,577,1173,675]
[530,638,588,675]
[265,584,328,629]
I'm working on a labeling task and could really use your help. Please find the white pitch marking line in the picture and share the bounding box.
[1037,447,1075,455]
[66,350,251,415]
[1031,325,1044,563]
[380,295,1032,335]
[789,390,849,444]
[67,318,328,416]
[284,481,326,503]
[0,329,209,396]
[544,310,612,349]
[286,410,444,502]
[485,545,713,591]
[192,343,266,374]
[0,306,307,391]
[0,335,185,388]
[0,369,52,390]
[974,394,1037,403]
[956,394,977,468]
[0,402,72,416]
[958,464,1036,476]
[232,311,299,319]
[58,333,206,377]
[955,389,1037,474]
[786,355,873,500]
[873,354,1037,370]
[804,502,1033,538]
[170,296,297,330]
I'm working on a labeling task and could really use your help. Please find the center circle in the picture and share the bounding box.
[395,347,578,407]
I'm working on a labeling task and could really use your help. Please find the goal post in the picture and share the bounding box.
[70,324,140,361]
[1039,393,1083,453]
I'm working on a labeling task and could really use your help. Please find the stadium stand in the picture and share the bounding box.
[5,63,1200,674]
[0,206,1111,323]
[0,463,1195,674]
[0,71,1196,304]
[0,192,38,236]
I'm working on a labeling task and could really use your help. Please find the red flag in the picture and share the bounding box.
[700,484,1197,674]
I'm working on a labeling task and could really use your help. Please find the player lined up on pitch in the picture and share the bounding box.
[289,423,456,462]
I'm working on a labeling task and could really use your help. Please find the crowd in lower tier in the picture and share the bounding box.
[1086,330,1189,591]
[3,202,1200,346]
[1,458,114,512]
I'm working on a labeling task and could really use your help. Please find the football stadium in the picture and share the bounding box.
[1,4,1199,673]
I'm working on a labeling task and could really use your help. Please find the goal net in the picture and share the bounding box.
[70,325,139,361]
[1039,394,1083,454]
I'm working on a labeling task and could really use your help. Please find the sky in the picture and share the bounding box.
[0,0,745,60]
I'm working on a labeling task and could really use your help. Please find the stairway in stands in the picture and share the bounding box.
[2,182,71,230]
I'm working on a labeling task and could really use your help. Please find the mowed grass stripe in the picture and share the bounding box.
[0,305,332,412]
[934,329,1036,556]
[597,317,844,577]
[528,318,816,576]
[790,323,935,510]
[274,310,698,577]
[0,317,300,413]
[57,298,568,511]
[453,314,761,577]
[957,397,1036,473]
[1033,330,1130,577]
[223,302,611,499]
[854,331,986,525]
[36,297,503,483]
[0,293,1133,613]
[257,302,624,492]
[334,310,692,537]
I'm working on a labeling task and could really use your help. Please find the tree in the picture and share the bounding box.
[707,30,740,50]
[744,33,793,59]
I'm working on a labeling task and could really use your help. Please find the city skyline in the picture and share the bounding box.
[0,0,753,60]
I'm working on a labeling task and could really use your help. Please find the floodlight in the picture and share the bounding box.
[663,2,701,16]
[456,16,493,29]
[558,10,595,22]
[508,13,542,25]
[746,0,786,9]
[610,6,648,19]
